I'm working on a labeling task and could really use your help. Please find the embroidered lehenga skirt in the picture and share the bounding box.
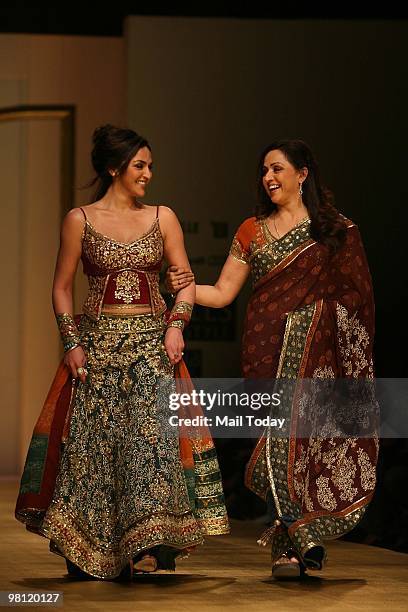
[16,313,229,579]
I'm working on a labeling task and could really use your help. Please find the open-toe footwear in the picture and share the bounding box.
[133,554,158,574]
[272,553,301,579]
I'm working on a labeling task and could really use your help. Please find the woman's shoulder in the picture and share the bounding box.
[155,205,180,228]
[235,215,257,232]
[63,206,88,226]
[156,204,175,217]
[66,203,102,219]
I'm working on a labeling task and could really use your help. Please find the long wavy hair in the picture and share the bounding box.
[255,139,347,253]
[87,124,151,202]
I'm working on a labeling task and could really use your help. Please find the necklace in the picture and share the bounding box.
[273,215,280,239]
[271,210,309,240]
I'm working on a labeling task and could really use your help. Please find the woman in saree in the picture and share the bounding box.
[167,139,378,578]
[15,125,229,580]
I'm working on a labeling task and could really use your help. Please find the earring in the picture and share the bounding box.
[299,183,303,195]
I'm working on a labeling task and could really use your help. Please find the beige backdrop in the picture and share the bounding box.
[0,34,125,476]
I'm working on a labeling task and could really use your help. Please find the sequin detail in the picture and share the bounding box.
[81,219,166,320]
[40,314,204,579]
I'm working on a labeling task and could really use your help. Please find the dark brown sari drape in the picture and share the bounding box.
[238,219,378,566]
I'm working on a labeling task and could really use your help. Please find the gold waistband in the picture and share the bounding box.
[80,312,166,334]
[101,303,153,316]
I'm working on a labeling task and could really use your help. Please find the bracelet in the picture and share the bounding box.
[166,301,193,331]
[56,313,81,353]
[167,319,185,331]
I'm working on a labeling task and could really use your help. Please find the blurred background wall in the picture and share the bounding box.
[125,17,408,382]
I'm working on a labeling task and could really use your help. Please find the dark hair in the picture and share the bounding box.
[255,139,347,253]
[88,124,151,201]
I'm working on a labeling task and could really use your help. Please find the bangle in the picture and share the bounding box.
[167,319,185,331]
[166,301,193,331]
[65,343,80,354]
[56,313,81,353]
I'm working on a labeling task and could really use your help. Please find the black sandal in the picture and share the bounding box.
[272,552,301,579]
[303,545,326,571]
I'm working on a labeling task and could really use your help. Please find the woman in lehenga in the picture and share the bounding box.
[167,139,378,579]
[15,125,229,580]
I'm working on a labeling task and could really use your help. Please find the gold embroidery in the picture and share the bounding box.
[229,236,250,264]
[114,270,141,303]
[145,271,167,317]
[83,219,163,271]
[167,320,185,330]
[357,448,377,491]
[83,275,109,320]
[167,301,193,331]
[331,453,358,503]
[251,218,311,285]
[171,301,193,317]
[41,501,204,579]
[36,313,229,578]
[315,475,336,511]
[303,473,315,512]
[101,303,151,315]
[313,365,335,378]
[55,313,81,353]
[336,303,373,378]
[81,219,165,320]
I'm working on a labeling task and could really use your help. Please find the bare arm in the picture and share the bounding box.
[161,207,195,306]
[195,255,250,308]
[160,206,196,364]
[166,255,249,308]
[52,208,87,382]
[52,208,84,314]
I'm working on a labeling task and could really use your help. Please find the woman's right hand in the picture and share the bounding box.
[64,345,88,384]
[165,266,195,293]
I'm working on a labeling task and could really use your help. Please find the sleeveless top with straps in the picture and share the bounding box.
[79,206,167,320]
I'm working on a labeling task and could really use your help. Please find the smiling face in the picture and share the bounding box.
[262,149,307,207]
[114,146,153,197]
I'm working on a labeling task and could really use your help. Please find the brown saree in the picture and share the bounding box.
[230,215,378,568]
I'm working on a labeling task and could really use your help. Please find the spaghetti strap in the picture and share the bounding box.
[156,206,159,219]
[79,207,87,221]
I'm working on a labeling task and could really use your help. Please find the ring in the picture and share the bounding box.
[77,367,88,376]
[182,352,184,356]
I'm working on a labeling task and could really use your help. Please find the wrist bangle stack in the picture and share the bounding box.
[166,301,193,332]
[56,313,81,353]
[167,319,186,331]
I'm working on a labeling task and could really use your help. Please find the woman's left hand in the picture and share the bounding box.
[165,327,184,365]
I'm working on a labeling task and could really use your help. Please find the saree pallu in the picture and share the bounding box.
[15,313,229,579]
[242,219,378,568]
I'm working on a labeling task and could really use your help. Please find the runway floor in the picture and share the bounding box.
[1,479,407,612]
